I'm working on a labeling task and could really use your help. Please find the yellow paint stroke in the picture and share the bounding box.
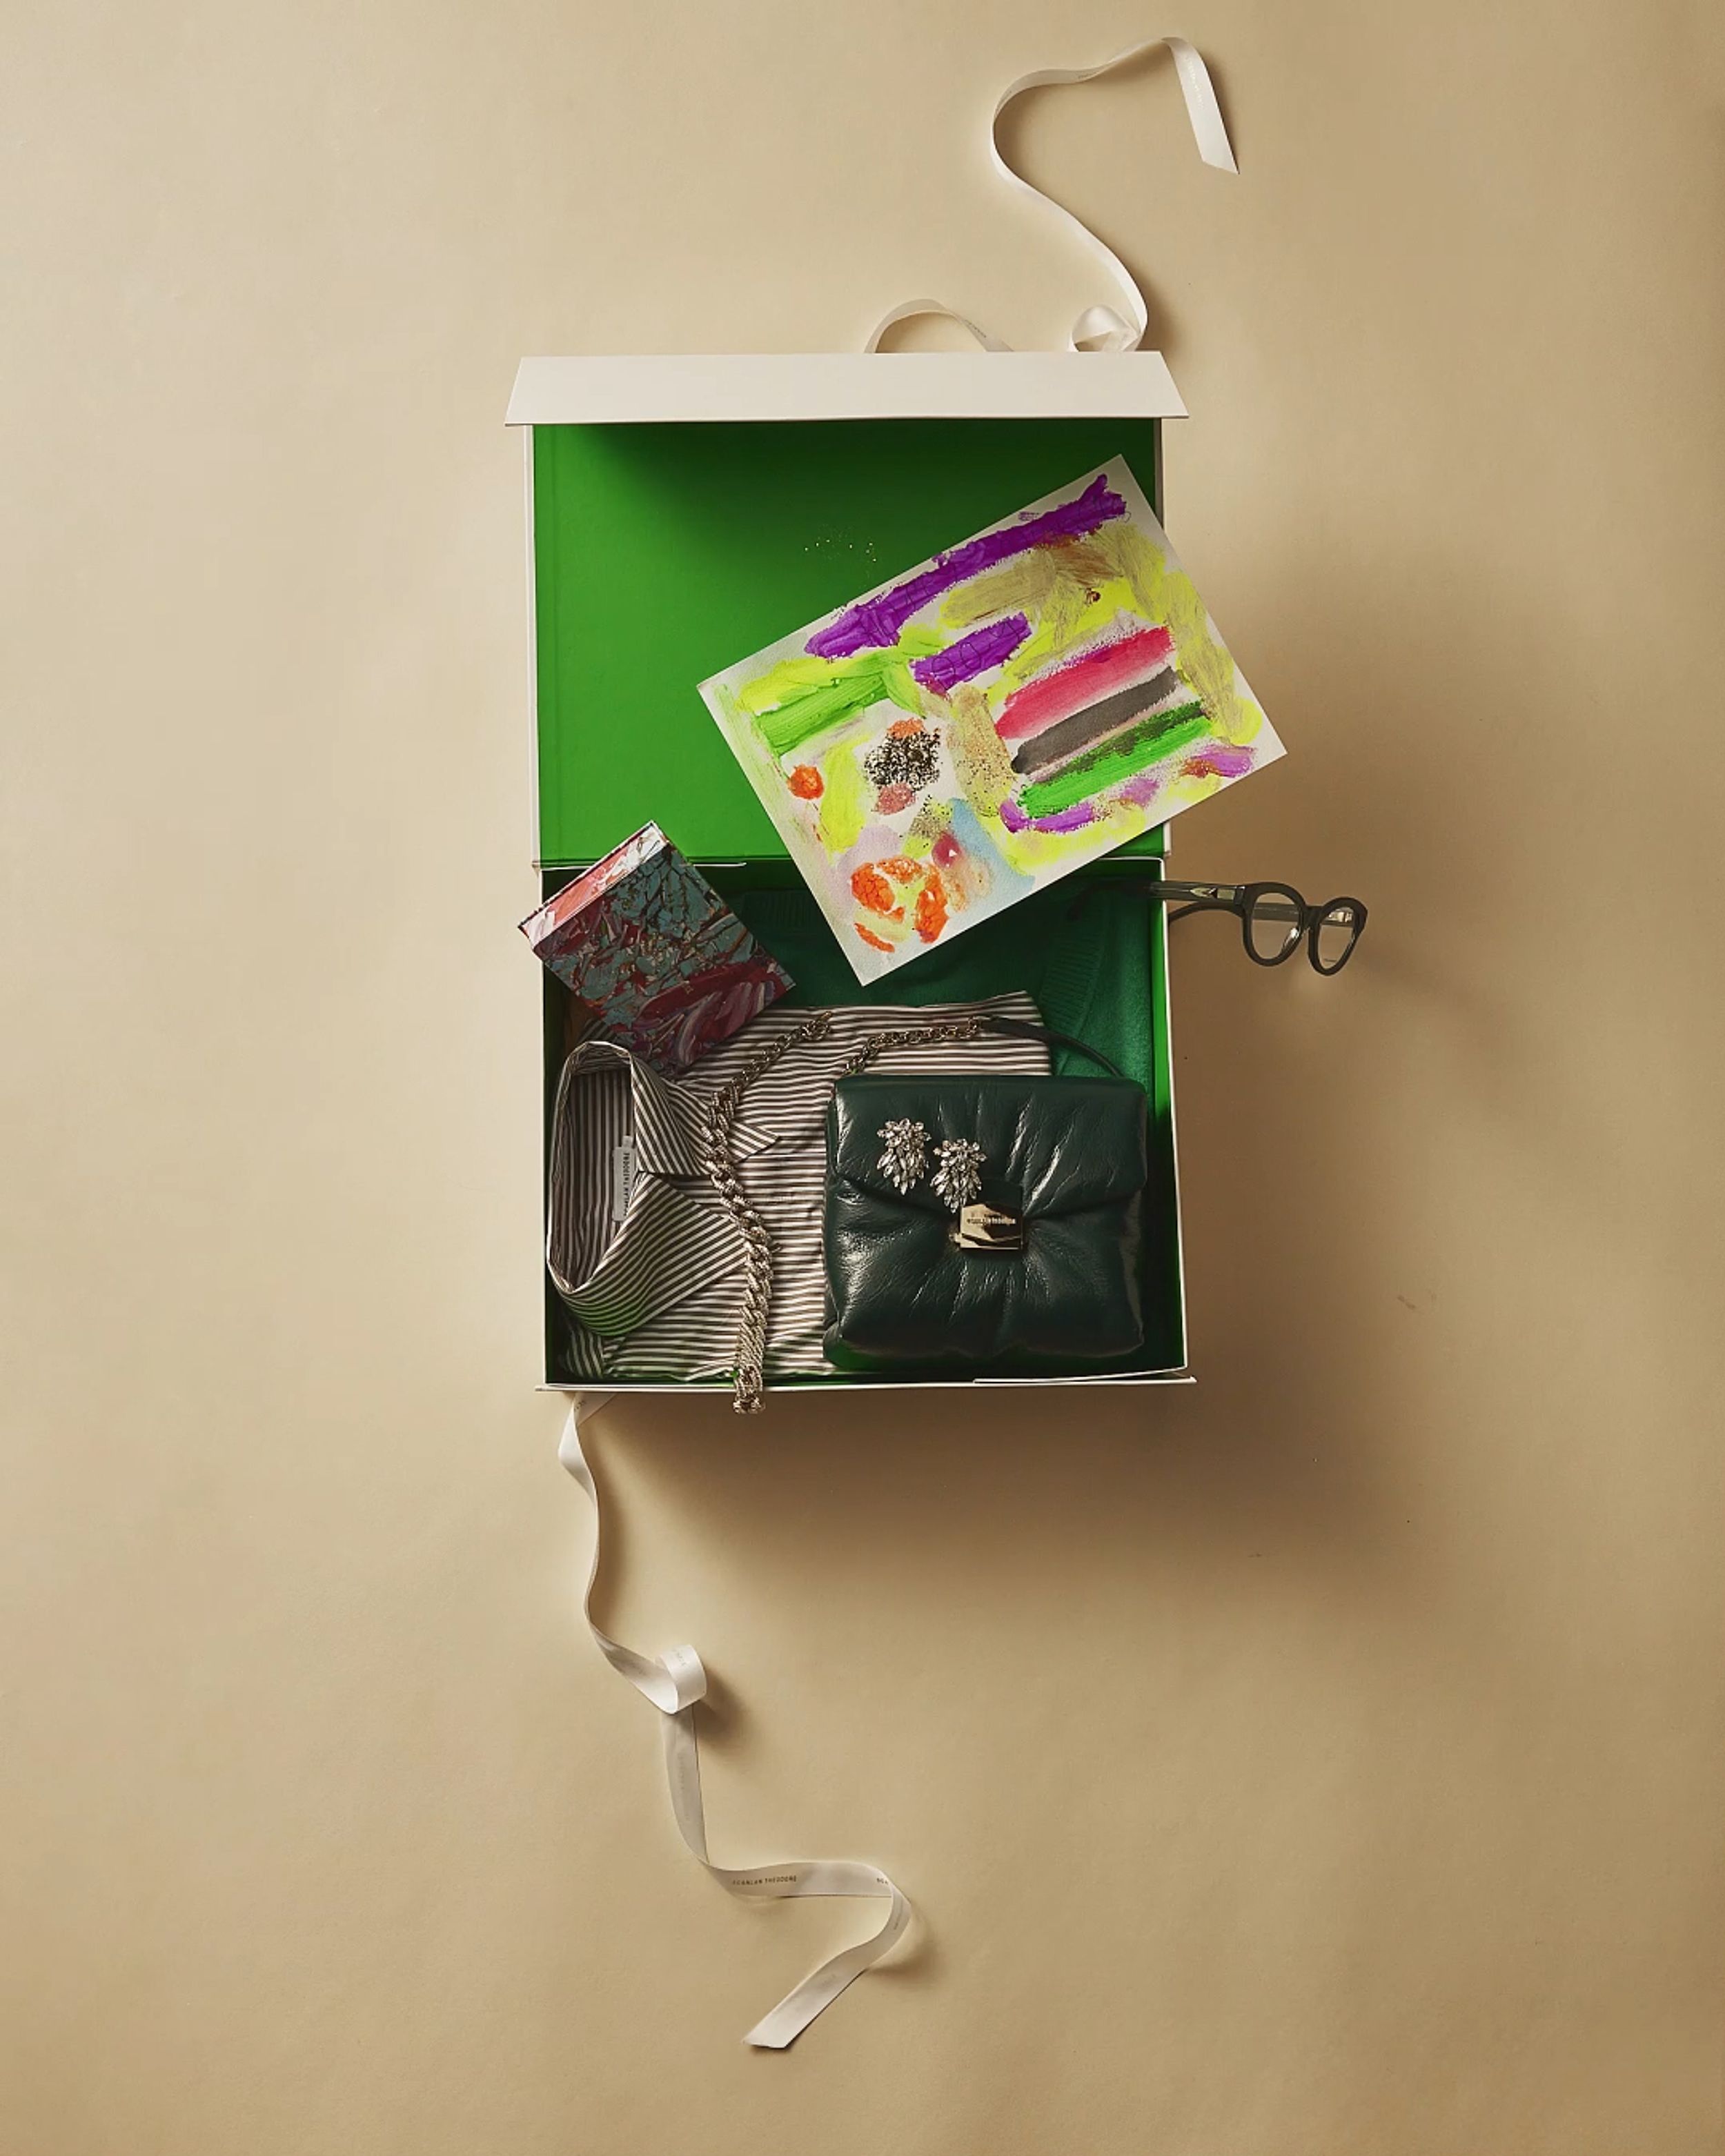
[1154,764,1227,815]
[816,739,867,853]
[946,681,1017,821]
[1093,524,1265,746]
[1003,586,1130,688]
[737,629,943,724]
[716,681,798,809]
[938,524,1265,753]
[1047,537,1118,589]
[940,548,1060,633]
[941,540,1140,689]
[738,654,832,716]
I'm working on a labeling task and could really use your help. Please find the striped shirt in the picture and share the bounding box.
[546,993,1048,1381]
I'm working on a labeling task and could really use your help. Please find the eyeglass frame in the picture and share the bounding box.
[1149,878,1367,973]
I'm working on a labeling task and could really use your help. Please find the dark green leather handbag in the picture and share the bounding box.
[823,1027,1147,1367]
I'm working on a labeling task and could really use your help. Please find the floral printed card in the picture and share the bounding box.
[698,457,1283,982]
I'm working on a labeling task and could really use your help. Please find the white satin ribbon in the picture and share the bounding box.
[865,33,1236,355]
[558,1394,911,2048]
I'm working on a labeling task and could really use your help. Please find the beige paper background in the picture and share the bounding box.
[4,2,1722,2149]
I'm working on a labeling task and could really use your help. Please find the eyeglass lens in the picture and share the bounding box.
[1312,901,1361,972]
[1246,890,1303,964]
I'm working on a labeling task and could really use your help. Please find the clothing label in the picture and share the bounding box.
[610,1139,637,1223]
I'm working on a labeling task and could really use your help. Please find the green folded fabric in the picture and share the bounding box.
[727,881,1155,1086]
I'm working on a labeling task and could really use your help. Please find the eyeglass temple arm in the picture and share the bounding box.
[1107,878,1351,926]
[1147,880,1302,925]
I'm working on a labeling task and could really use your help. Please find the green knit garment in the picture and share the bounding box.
[727,880,1156,1085]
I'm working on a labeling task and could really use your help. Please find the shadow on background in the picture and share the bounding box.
[567,496,1688,1661]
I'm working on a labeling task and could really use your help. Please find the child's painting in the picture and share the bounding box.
[698,456,1284,982]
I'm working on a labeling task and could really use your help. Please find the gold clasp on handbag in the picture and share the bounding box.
[951,1201,1024,1252]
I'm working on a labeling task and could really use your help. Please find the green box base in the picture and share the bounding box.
[538,867,1186,1392]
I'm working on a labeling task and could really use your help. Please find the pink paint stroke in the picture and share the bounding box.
[994,625,1177,744]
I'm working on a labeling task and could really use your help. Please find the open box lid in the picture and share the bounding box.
[506,351,1186,428]
[511,356,1176,870]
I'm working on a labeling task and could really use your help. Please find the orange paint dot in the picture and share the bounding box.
[787,764,823,800]
[850,864,900,918]
[914,871,949,944]
[856,924,894,953]
[887,718,924,738]
[879,856,921,882]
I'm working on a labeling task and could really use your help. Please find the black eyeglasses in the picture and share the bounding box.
[1154,880,1367,973]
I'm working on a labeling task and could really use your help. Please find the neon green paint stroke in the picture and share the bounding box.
[816,740,867,853]
[1097,524,1265,747]
[1017,703,1208,818]
[751,669,887,753]
[742,632,941,758]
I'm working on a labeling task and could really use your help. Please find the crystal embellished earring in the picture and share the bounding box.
[931,1137,987,1213]
[876,1118,930,1194]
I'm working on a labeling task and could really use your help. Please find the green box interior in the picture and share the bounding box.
[529,413,1186,1387]
[532,417,1168,869]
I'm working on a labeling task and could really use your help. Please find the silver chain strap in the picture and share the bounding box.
[700,1013,985,1413]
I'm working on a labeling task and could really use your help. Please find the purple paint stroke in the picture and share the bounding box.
[996,795,1096,835]
[1116,740,1252,811]
[1027,802,1096,833]
[909,613,1030,695]
[1185,742,1255,780]
[807,474,1128,659]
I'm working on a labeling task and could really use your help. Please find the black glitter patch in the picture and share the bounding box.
[863,728,940,793]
